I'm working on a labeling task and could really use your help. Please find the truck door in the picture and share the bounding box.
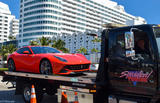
[108,29,156,95]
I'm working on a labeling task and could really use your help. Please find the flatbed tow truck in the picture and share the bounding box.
[1,24,160,103]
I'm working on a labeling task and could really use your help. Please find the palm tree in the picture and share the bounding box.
[92,38,101,43]
[39,36,51,46]
[76,47,87,54]
[7,44,17,54]
[29,40,39,46]
[8,35,16,40]
[91,48,99,53]
[52,39,69,53]
[0,45,8,67]
[0,44,17,67]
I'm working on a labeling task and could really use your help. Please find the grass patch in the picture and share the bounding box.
[0,68,8,71]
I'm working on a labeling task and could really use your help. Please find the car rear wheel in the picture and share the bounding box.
[8,59,15,71]
[40,60,52,75]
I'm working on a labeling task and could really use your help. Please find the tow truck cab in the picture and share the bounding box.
[97,24,160,101]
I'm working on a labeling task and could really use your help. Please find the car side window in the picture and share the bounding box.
[17,47,31,54]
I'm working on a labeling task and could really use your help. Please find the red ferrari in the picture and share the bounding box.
[7,46,91,75]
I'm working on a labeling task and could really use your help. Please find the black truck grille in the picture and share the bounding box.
[64,64,90,70]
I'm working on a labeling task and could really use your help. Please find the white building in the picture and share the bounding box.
[126,17,146,26]
[55,29,101,54]
[0,2,19,43]
[19,0,146,47]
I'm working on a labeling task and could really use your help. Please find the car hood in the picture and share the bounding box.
[44,53,90,64]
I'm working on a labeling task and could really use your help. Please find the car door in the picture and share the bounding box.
[15,47,35,72]
[108,29,156,95]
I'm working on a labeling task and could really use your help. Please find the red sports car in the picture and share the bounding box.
[7,46,91,75]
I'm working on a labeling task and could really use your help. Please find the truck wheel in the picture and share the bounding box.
[40,59,52,75]
[23,84,31,103]
[22,84,43,103]
[8,59,15,71]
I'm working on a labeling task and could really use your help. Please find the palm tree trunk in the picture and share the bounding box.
[1,56,4,68]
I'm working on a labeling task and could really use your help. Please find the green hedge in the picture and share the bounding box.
[0,68,8,71]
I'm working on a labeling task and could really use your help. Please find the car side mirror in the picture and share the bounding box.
[23,51,30,54]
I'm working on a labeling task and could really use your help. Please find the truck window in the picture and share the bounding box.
[153,27,160,55]
[111,31,151,61]
[134,31,151,60]
[112,33,125,57]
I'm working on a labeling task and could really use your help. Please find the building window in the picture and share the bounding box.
[24,4,59,12]
[24,15,59,22]
[23,26,58,32]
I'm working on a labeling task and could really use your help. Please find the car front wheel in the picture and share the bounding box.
[40,59,52,75]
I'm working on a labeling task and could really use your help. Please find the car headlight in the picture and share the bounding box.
[54,56,67,62]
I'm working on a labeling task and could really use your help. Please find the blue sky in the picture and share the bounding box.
[0,0,19,18]
[112,0,160,24]
[0,0,159,24]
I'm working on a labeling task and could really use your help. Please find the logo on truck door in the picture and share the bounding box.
[120,70,153,84]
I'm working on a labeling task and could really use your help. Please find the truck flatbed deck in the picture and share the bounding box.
[1,71,96,89]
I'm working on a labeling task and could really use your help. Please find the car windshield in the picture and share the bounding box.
[31,47,61,54]
[153,26,160,55]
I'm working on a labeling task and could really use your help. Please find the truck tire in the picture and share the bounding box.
[22,84,43,103]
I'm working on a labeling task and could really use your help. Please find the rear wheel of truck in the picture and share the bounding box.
[22,84,43,103]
